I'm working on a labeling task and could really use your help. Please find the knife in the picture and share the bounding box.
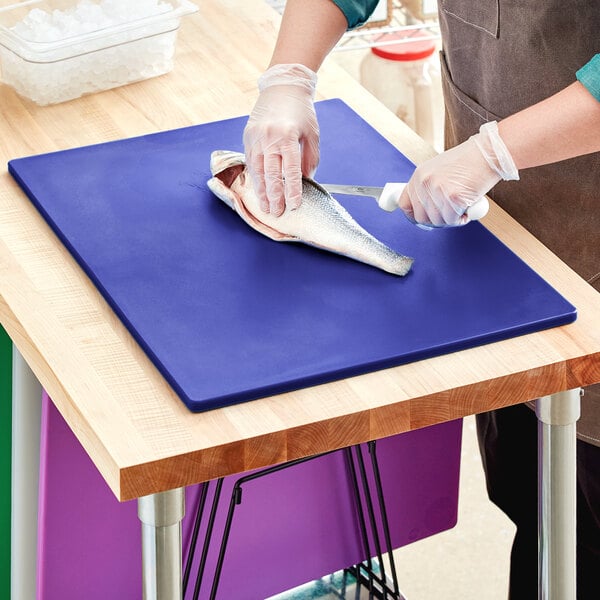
[320,182,489,222]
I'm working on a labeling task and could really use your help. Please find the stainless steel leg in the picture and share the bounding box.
[11,346,42,600]
[536,389,581,600]
[138,488,185,600]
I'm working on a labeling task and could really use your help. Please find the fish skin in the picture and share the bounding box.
[207,150,413,276]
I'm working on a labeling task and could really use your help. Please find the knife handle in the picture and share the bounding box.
[378,182,407,212]
[378,182,490,222]
[465,197,489,221]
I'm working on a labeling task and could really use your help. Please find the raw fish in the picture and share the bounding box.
[207,150,413,276]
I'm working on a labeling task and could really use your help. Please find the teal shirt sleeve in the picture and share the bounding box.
[330,0,381,29]
[576,54,600,102]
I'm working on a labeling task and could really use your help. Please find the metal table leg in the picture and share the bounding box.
[138,488,185,600]
[11,346,42,600]
[536,388,581,600]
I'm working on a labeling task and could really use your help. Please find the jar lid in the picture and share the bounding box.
[370,31,436,62]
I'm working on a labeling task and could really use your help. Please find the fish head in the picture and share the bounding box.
[207,149,295,242]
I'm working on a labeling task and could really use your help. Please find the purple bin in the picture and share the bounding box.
[37,392,462,599]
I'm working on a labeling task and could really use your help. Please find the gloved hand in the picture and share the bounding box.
[398,121,519,227]
[243,63,320,217]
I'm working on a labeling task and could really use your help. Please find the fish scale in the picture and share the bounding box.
[207,150,413,276]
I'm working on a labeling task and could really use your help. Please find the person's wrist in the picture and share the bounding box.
[473,121,519,181]
[258,63,317,96]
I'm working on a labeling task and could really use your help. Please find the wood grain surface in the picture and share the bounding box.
[1,0,599,501]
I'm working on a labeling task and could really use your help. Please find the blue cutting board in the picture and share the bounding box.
[8,99,576,412]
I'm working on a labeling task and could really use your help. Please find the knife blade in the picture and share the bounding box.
[320,182,489,222]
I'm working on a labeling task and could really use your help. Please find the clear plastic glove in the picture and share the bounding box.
[243,63,320,217]
[398,121,519,228]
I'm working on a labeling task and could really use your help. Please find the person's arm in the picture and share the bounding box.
[499,81,600,169]
[398,68,600,228]
[243,1,380,217]
[243,0,348,217]
[270,0,348,71]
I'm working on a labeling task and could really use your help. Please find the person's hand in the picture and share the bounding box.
[243,63,320,216]
[398,121,519,227]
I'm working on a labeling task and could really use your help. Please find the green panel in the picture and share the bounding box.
[0,326,12,596]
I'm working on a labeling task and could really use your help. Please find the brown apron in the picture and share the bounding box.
[437,0,600,446]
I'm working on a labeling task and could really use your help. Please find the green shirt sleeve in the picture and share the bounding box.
[330,0,381,29]
[576,54,600,102]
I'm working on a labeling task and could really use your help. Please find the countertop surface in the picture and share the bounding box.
[1,0,599,501]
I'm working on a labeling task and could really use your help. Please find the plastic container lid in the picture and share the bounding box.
[0,0,198,63]
[370,31,436,62]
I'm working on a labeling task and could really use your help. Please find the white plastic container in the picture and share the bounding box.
[0,0,198,105]
[360,31,444,151]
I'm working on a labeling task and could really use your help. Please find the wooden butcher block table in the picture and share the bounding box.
[1,1,599,598]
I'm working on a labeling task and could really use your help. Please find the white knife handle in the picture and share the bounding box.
[378,182,489,222]
[378,182,406,212]
[465,197,489,221]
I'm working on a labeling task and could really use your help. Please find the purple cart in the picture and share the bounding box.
[37,393,461,599]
